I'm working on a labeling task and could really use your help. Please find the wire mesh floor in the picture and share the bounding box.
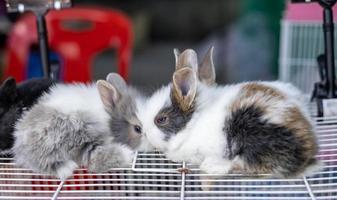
[1,107,337,199]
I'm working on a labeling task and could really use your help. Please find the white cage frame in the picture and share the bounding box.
[279,20,337,94]
[0,104,337,200]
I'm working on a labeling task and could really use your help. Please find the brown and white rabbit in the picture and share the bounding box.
[13,73,152,180]
[140,49,319,178]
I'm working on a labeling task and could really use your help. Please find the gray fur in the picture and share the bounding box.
[13,104,131,179]
[87,144,131,172]
[98,73,146,150]
[13,78,142,180]
[199,46,216,85]
[154,68,197,140]
[106,73,128,93]
[106,86,144,149]
[155,92,195,141]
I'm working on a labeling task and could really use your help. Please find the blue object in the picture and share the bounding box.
[27,51,62,79]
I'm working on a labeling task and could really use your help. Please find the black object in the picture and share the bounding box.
[291,0,336,4]
[0,77,54,154]
[293,0,337,116]
[321,0,337,98]
[5,0,71,80]
[36,12,51,79]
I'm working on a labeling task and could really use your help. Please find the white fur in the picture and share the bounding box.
[301,160,323,177]
[140,80,314,175]
[41,83,109,123]
[139,85,172,151]
[57,160,78,181]
[39,83,152,153]
[13,83,149,179]
[140,82,242,173]
[134,95,154,151]
[116,144,136,167]
[260,81,313,125]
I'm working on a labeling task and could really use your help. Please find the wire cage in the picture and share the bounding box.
[278,3,337,94]
[0,103,336,200]
[279,20,337,94]
[1,3,337,199]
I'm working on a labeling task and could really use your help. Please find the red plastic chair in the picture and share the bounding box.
[4,7,133,82]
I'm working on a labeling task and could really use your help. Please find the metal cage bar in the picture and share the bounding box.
[1,104,337,199]
[279,20,337,94]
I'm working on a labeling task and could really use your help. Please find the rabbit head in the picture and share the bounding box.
[98,73,153,151]
[141,49,208,151]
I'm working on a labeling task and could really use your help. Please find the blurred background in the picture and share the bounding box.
[1,0,334,94]
[0,0,285,89]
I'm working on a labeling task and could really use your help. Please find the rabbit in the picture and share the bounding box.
[13,73,151,180]
[0,77,54,154]
[98,73,153,152]
[140,49,319,178]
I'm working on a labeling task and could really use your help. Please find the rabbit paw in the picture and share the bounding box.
[165,150,186,163]
[88,145,134,172]
[118,145,135,166]
[200,158,232,175]
[56,160,78,180]
[88,146,111,172]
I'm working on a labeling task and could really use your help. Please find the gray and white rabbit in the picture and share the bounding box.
[140,48,319,178]
[13,73,151,180]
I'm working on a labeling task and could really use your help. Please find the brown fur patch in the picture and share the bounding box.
[170,92,196,114]
[229,83,285,113]
[171,68,197,112]
[241,83,285,99]
[283,107,318,161]
[171,87,195,112]
[228,82,317,175]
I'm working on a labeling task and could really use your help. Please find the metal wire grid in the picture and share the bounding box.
[0,108,336,199]
[279,20,337,94]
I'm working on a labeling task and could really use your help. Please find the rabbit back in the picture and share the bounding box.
[224,82,318,177]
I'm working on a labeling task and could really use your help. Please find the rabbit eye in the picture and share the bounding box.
[134,125,142,134]
[155,116,168,125]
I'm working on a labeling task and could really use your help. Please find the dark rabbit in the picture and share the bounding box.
[0,77,54,154]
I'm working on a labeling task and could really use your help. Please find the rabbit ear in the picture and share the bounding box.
[106,73,127,93]
[1,77,17,101]
[97,80,121,112]
[173,48,180,66]
[199,46,216,85]
[172,67,197,111]
[175,49,198,72]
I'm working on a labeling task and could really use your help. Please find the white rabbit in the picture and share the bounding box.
[13,73,152,180]
[140,49,319,177]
